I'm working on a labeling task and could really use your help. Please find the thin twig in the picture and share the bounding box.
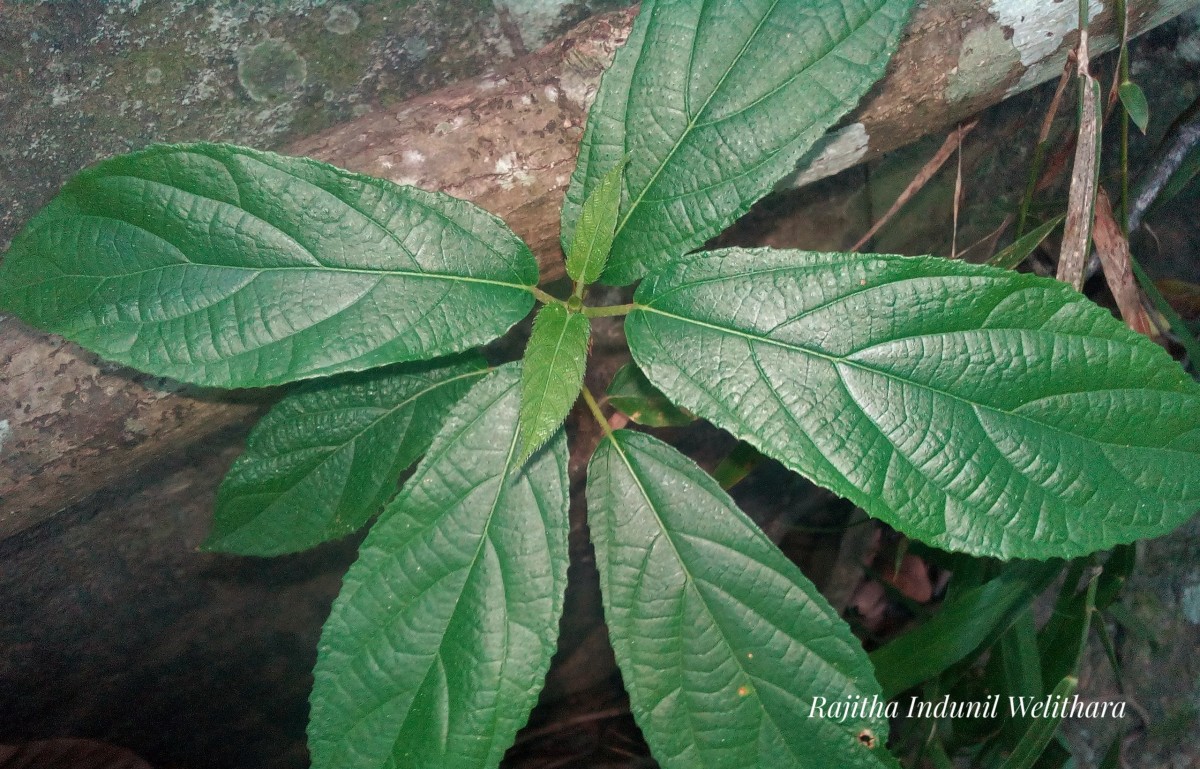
[958,214,1013,263]
[513,706,630,747]
[1017,63,1073,236]
[951,127,965,258]
[851,119,978,253]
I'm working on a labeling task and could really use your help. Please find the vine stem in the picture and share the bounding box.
[580,385,615,439]
[582,302,637,318]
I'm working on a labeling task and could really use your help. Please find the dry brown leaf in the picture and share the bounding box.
[852,120,978,253]
[1092,188,1155,336]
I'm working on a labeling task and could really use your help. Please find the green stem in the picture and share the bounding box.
[530,286,566,307]
[581,385,615,440]
[1117,0,1131,232]
[583,302,637,318]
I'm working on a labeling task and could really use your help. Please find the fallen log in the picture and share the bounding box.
[2,0,1194,538]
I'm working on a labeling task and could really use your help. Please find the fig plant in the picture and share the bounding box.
[2,1,1199,768]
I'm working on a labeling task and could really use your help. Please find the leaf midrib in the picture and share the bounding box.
[613,0,784,241]
[108,149,531,282]
[36,211,533,293]
[604,434,809,768]
[635,305,1195,455]
[526,314,585,433]
[327,381,527,760]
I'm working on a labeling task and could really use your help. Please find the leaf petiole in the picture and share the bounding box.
[530,286,567,307]
[582,302,637,318]
[581,385,615,439]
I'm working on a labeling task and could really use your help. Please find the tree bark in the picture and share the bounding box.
[1,0,1194,538]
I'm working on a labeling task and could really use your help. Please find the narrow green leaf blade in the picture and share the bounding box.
[1118,81,1150,134]
[628,248,1200,559]
[588,430,899,769]
[518,304,590,460]
[205,354,488,556]
[562,0,913,285]
[870,561,1059,699]
[605,362,694,427]
[1037,572,1098,691]
[998,676,1078,769]
[565,160,625,286]
[0,143,537,388]
[309,364,569,769]
[988,215,1065,270]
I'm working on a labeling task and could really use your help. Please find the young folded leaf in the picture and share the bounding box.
[565,160,626,288]
[561,0,913,285]
[588,430,899,769]
[205,354,488,556]
[518,304,590,460]
[627,248,1200,559]
[309,364,569,769]
[0,143,537,388]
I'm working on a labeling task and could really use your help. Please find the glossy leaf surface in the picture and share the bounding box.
[605,362,694,427]
[565,160,625,286]
[309,365,568,769]
[562,0,912,285]
[588,430,897,769]
[206,354,488,555]
[628,248,1200,559]
[518,304,590,460]
[1118,81,1149,134]
[0,143,537,388]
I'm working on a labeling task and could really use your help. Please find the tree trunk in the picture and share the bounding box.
[1,0,1195,538]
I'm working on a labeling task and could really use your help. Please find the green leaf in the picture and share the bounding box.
[1037,570,1098,691]
[711,441,765,490]
[605,362,694,427]
[562,0,913,285]
[0,143,537,388]
[308,364,568,769]
[997,676,1077,769]
[205,354,488,556]
[565,160,625,287]
[1118,81,1149,134]
[588,430,899,769]
[988,215,1065,270]
[869,561,1059,699]
[518,303,590,460]
[627,248,1200,559]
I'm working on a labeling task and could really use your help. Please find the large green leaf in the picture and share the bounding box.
[309,364,568,769]
[518,303,590,460]
[205,354,488,556]
[562,0,912,285]
[627,248,1200,559]
[0,143,537,388]
[588,430,898,769]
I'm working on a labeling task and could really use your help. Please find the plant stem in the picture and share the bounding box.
[581,385,615,439]
[582,302,637,318]
[530,286,565,307]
